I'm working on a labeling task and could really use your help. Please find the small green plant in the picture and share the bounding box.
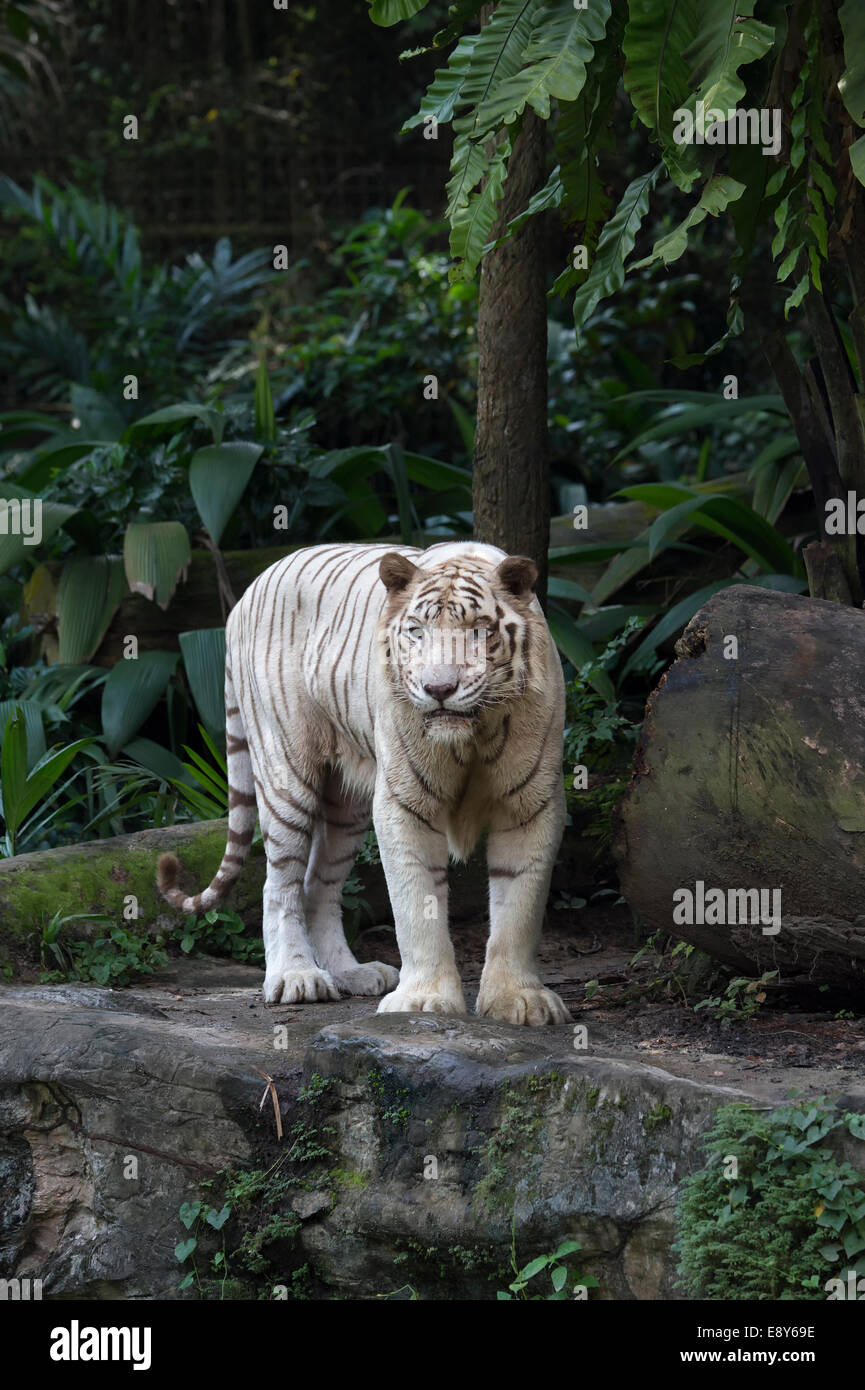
[563,620,647,764]
[695,970,779,1024]
[175,1077,341,1299]
[553,891,587,912]
[0,708,93,856]
[497,1223,598,1301]
[170,907,264,967]
[629,933,697,1006]
[676,1096,865,1300]
[341,870,373,948]
[39,918,168,987]
[173,727,230,820]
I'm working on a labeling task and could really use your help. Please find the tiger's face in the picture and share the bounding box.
[378,551,542,743]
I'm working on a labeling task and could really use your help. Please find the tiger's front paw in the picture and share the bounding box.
[263,966,340,1004]
[331,961,400,997]
[476,982,571,1027]
[377,977,466,1016]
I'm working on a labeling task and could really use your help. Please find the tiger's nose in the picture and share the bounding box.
[421,665,459,704]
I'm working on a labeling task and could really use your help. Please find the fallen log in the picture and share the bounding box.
[614,584,865,992]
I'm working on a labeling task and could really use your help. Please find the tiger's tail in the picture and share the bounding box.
[156,662,257,913]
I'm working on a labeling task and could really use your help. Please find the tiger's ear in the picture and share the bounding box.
[496,555,538,598]
[379,552,420,593]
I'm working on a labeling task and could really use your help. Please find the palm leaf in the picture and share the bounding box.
[188,441,263,546]
[56,555,124,664]
[123,521,191,609]
[0,483,78,575]
[100,651,179,755]
[179,628,226,738]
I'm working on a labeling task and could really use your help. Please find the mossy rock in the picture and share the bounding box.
[0,820,266,964]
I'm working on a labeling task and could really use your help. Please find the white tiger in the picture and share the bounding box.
[157,541,570,1026]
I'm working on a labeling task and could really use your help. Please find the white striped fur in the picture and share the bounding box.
[157,541,570,1025]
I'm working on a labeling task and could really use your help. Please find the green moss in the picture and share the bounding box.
[0,826,268,973]
[0,830,226,938]
[473,1074,563,1215]
[331,1168,368,1191]
[391,1239,507,1285]
[367,1067,412,1133]
[643,1103,673,1132]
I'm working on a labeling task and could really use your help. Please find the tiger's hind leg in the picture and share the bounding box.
[259,773,342,1006]
[303,775,399,997]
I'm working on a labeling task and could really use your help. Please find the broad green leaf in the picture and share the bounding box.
[254,361,276,443]
[458,0,543,136]
[189,441,263,546]
[618,484,799,574]
[69,384,127,441]
[402,34,480,131]
[179,628,227,738]
[446,126,498,229]
[839,0,865,126]
[633,175,745,270]
[553,1240,582,1258]
[126,401,225,444]
[611,395,788,462]
[56,555,124,664]
[546,577,595,605]
[101,651,179,755]
[123,521,191,609]
[445,0,542,222]
[122,736,195,787]
[0,702,45,772]
[575,605,657,643]
[622,581,735,677]
[546,606,615,701]
[0,711,27,838]
[684,4,776,120]
[368,0,430,25]
[0,483,78,575]
[849,133,865,189]
[483,164,563,255]
[475,0,612,127]
[573,166,661,335]
[623,0,702,190]
[403,452,472,491]
[450,136,511,278]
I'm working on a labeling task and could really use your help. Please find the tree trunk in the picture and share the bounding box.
[473,108,550,602]
[762,0,865,604]
[614,584,865,992]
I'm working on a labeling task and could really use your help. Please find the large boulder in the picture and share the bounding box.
[615,585,865,992]
[2,967,862,1301]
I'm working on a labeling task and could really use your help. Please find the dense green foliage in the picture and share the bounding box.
[676,1097,865,1299]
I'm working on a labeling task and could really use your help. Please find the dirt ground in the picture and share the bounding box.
[352,900,865,1087]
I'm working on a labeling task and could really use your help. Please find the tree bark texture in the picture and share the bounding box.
[473,109,550,602]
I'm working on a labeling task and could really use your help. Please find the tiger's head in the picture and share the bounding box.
[377,549,547,743]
